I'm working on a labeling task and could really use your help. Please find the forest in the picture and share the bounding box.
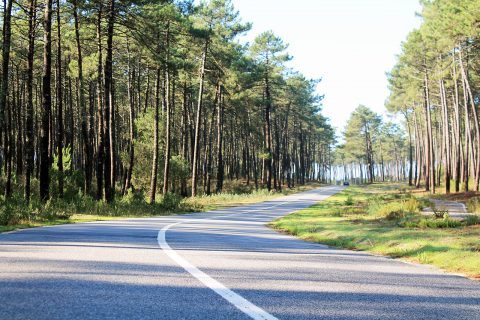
[387,0,480,194]
[335,0,480,195]
[0,0,336,222]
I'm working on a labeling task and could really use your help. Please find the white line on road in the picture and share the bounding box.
[156,200,297,320]
[158,222,278,320]
[157,187,342,320]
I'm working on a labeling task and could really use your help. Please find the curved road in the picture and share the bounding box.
[1,186,479,320]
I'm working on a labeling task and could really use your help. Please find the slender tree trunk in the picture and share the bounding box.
[149,68,161,203]
[73,0,92,195]
[459,50,480,191]
[162,23,171,195]
[56,0,64,197]
[180,80,188,196]
[95,3,104,200]
[264,72,274,191]
[40,0,53,201]
[191,37,208,197]
[452,54,461,192]
[439,79,451,193]
[215,85,224,193]
[462,69,471,192]
[424,69,435,193]
[124,38,135,195]
[24,0,36,202]
[103,0,115,202]
[402,111,413,186]
[1,0,13,197]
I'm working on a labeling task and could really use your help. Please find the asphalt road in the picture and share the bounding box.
[1,186,479,320]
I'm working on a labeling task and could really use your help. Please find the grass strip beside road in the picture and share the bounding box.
[271,183,480,279]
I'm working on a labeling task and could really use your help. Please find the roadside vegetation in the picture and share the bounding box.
[0,182,323,233]
[0,0,335,218]
[271,183,480,279]
[0,0,335,238]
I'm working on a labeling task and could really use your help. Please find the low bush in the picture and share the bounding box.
[0,196,30,225]
[378,202,406,220]
[222,180,254,195]
[120,188,146,205]
[465,215,480,226]
[403,198,423,213]
[344,195,354,206]
[368,198,422,220]
[417,216,462,228]
[160,192,182,211]
[466,197,480,214]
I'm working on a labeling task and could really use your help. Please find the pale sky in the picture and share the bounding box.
[231,0,422,130]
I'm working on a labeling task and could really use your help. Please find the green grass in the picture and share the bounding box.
[271,183,480,279]
[0,182,324,234]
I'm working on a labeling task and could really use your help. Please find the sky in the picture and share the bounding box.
[231,0,422,131]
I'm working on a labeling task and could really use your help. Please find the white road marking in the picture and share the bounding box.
[157,200,294,320]
[158,223,277,320]
[157,187,343,320]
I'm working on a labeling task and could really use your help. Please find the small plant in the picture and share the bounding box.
[344,195,354,206]
[465,215,480,226]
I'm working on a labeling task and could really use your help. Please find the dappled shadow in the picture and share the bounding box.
[1,256,479,320]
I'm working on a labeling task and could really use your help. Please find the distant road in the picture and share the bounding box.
[1,186,479,320]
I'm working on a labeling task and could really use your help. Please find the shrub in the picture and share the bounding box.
[376,202,406,220]
[40,198,73,220]
[403,198,422,213]
[466,197,480,214]
[120,188,146,205]
[344,195,354,206]
[417,216,462,228]
[160,192,182,211]
[222,180,255,195]
[0,200,21,225]
[465,215,480,226]
[0,196,34,225]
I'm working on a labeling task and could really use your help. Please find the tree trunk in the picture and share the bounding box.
[1,0,13,197]
[149,68,161,203]
[215,85,224,193]
[264,73,273,191]
[56,0,64,197]
[162,23,171,195]
[191,37,208,197]
[103,0,115,202]
[95,3,104,200]
[40,0,53,201]
[452,54,461,192]
[24,0,36,202]
[439,79,450,193]
[73,0,92,195]
[459,50,480,191]
[424,69,435,193]
[124,38,135,195]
